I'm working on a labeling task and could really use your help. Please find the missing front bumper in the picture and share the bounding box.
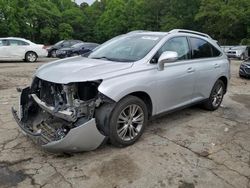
[11,87,106,153]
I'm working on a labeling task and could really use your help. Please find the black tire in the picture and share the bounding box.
[240,54,245,61]
[203,80,225,111]
[109,95,148,147]
[51,50,57,58]
[25,52,37,62]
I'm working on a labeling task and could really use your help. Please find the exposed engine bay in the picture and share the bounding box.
[13,77,111,151]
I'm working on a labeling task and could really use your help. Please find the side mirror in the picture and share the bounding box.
[157,51,178,71]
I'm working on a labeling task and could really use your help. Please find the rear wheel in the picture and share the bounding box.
[25,52,37,62]
[109,96,148,147]
[203,80,225,111]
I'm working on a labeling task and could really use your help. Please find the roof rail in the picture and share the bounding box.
[169,29,211,39]
[127,30,148,34]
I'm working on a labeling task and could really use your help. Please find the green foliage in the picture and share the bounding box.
[59,23,73,39]
[0,0,249,45]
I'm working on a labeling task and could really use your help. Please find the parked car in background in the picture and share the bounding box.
[220,45,234,53]
[0,37,47,62]
[47,40,83,58]
[226,46,249,60]
[56,42,99,58]
[12,29,230,153]
[239,59,250,78]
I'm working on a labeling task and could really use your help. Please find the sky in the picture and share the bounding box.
[75,0,95,5]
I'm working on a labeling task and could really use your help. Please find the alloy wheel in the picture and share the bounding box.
[117,104,144,141]
[27,53,37,62]
[212,84,223,107]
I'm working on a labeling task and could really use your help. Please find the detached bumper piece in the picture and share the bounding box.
[12,87,105,153]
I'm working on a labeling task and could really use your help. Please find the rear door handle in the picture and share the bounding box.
[214,63,220,68]
[187,67,195,73]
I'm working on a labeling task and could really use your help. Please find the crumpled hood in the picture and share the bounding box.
[36,56,133,84]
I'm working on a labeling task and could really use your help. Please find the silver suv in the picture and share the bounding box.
[12,29,230,153]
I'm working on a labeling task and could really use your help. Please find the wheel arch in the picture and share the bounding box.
[218,76,228,94]
[25,51,38,58]
[125,91,153,118]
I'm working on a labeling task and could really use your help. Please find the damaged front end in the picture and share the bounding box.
[12,77,110,153]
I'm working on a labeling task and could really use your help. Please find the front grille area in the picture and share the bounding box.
[36,117,72,145]
[39,121,57,144]
[31,77,66,107]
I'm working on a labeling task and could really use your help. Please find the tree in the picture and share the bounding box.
[196,0,250,44]
[59,23,73,39]
[0,0,249,45]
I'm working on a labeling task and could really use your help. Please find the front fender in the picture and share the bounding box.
[98,76,158,115]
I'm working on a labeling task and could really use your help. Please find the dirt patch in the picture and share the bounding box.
[0,78,15,90]
[94,154,140,186]
[0,166,28,187]
[231,94,250,109]
[0,66,19,69]
[179,181,195,188]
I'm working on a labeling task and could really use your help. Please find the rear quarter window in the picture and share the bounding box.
[190,37,221,59]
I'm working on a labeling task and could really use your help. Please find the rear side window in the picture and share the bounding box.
[190,37,221,59]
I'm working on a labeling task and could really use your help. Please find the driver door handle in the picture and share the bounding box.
[214,63,220,68]
[187,67,195,73]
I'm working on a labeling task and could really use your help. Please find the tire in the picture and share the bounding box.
[51,50,57,58]
[25,52,37,62]
[109,95,148,147]
[203,80,225,111]
[240,54,245,61]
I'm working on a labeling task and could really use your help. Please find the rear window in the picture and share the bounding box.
[190,37,221,59]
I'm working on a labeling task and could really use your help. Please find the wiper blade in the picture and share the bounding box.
[91,56,134,62]
[91,56,114,61]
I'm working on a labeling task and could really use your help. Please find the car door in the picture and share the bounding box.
[189,37,223,100]
[154,36,197,114]
[7,39,27,59]
[0,39,10,59]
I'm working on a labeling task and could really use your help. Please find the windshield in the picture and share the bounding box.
[72,43,84,48]
[89,34,163,62]
[54,41,63,46]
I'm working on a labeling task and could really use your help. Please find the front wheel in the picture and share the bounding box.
[109,96,148,147]
[240,54,245,60]
[203,80,225,111]
[25,52,37,62]
[51,50,57,58]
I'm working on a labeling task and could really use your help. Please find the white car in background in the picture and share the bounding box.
[0,37,48,62]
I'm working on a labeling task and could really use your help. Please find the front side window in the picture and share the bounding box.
[190,37,221,59]
[152,37,190,63]
[89,34,163,62]
[9,40,29,46]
